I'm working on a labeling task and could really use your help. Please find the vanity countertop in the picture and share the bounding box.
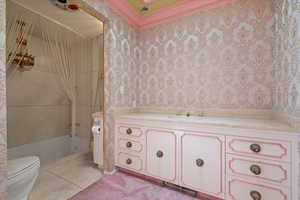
[116,113,299,134]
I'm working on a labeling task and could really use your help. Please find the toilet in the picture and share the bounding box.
[8,156,40,200]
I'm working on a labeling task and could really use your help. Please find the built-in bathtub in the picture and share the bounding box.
[8,135,89,165]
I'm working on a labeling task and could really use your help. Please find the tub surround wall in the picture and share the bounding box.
[7,36,71,148]
[0,0,5,198]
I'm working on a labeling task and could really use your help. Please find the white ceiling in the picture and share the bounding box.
[10,0,103,38]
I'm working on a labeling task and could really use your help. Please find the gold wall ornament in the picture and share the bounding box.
[8,21,35,72]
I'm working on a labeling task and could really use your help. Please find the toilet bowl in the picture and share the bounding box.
[8,156,40,200]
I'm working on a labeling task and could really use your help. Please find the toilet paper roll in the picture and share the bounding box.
[92,126,101,135]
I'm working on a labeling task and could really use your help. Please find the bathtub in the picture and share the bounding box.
[8,135,89,165]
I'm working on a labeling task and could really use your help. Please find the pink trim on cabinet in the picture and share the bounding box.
[228,178,288,200]
[180,133,224,196]
[228,157,288,184]
[228,139,288,159]
[118,138,143,153]
[117,152,143,171]
[145,129,177,182]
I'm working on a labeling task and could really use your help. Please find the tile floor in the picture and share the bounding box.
[29,153,103,200]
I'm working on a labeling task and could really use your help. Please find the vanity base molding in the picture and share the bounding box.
[117,167,223,200]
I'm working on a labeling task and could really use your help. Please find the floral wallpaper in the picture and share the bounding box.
[0,0,6,198]
[273,0,300,117]
[136,0,276,111]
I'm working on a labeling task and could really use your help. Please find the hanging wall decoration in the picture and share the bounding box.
[8,21,35,72]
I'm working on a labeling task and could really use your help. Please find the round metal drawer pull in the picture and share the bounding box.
[196,159,204,167]
[250,144,261,153]
[250,191,261,200]
[250,165,261,175]
[126,142,132,148]
[156,150,164,158]
[126,158,132,165]
[126,128,132,135]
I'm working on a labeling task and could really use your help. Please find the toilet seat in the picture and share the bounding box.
[8,156,40,180]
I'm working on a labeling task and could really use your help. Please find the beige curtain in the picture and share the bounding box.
[40,17,79,137]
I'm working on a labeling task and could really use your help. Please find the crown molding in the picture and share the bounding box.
[105,0,235,29]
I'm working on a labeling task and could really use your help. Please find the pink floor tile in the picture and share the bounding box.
[70,172,199,200]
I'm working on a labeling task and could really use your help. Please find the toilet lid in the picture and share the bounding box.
[8,156,40,179]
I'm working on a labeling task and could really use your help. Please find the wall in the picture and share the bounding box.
[83,0,139,171]
[7,36,71,148]
[273,0,300,117]
[0,0,6,198]
[137,0,275,112]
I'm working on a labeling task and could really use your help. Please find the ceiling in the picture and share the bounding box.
[9,0,103,38]
[128,0,183,15]
[106,0,236,29]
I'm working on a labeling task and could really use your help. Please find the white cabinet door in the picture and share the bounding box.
[181,133,225,198]
[146,129,177,183]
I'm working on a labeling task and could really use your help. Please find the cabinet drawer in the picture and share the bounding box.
[227,136,291,162]
[117,153,143,171]
[118,125,142,138]
[227,177,290,200]
[118,139,143,153]
[227,155,290,186]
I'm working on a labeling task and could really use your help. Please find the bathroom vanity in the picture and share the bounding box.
[115,113,300,200]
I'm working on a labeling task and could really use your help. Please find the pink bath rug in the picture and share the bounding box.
[69,172,199,200]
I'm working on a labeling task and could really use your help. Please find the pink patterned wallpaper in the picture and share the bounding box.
[136,0,276,111]
[273,0,300,117]
[0,0,6,198]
